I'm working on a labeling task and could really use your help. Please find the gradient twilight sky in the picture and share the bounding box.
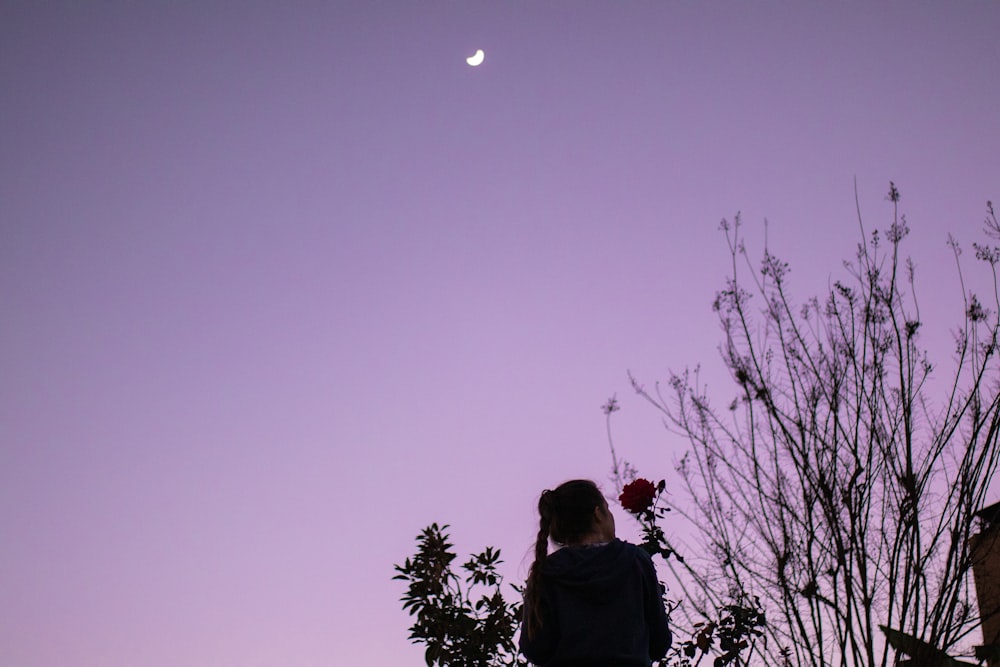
[2,2,999,666]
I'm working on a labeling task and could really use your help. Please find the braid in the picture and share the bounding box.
[524,492,553,640]
[522,481,604,640]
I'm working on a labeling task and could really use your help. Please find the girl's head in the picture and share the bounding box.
[538,479,615,546]
[524,479,615,638]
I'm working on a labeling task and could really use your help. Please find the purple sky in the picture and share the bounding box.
[2,2,999,666]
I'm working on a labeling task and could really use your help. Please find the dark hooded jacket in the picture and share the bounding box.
[519,539,671,666]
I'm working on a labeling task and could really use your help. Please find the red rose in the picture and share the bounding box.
[619,478,657,514]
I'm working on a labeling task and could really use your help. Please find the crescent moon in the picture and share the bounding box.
[466,49,484,67]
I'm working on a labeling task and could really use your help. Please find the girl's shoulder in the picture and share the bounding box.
[614,539,651,556]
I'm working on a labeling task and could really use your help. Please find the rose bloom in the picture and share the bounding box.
[619,478,657,514]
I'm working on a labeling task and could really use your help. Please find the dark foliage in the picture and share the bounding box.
[393,524,525,667]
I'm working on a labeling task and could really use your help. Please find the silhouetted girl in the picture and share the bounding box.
[520,479,671,666]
